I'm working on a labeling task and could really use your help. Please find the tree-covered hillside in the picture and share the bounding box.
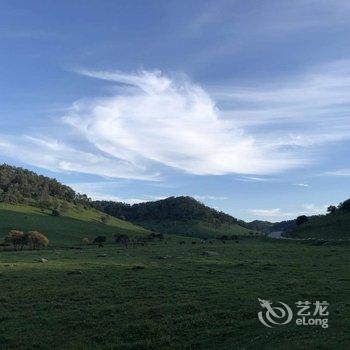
[93,196,253,238]
[0,164,90,206]
[93,196,239,225]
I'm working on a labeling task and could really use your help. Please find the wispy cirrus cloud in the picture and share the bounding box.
[322,169,350,176]
[0,62,349,180]
[212,60,350,149]
[0,135,159,180]
[62,69,302,176]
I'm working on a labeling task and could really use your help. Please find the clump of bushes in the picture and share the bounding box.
[81,237,90,245]
[114,234,130,248]
[4,230,49,250]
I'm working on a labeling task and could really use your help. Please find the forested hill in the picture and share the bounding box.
[93,196,239,225]
[0,164,90,206]
[93,196,252,238]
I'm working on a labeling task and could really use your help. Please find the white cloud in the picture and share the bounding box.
[62,69,301,177]
[249,203,327,220]
[322,169,350,176]
[68,181,166,204]
[0,135,159,180]
[295,183,309,187]
[1,64,349,180]
[192,194,228,201]
[211,60,350,150]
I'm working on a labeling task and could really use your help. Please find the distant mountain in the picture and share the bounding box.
[93,196,254,238]
[244,219,296,234]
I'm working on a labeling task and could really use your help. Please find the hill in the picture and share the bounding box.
[243,219,297,235]
[285,198,350,239]
[0,163,90,206]
[93,196,254,238]
[0,202,150,245]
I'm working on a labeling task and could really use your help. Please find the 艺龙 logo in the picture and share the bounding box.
[258,298,329,328]
[258,298,293,328]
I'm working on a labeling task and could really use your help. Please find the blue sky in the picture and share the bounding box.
[1,0,350,222]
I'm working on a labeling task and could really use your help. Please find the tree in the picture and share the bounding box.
[100,215,110,224]
[26,231,49,249]
[114,234,130,248]
[51,209,61,216]
[296,215,308,225]
[338,198,350,212]
[38,184,51,210]
[5,230,27,251]
[60,201,70,213]
[93,236,106,244]
[81,237,90,245]
[327,205,337,214]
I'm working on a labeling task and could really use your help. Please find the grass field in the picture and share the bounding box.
[136,219,254,239]
[0,203,150,245]
[0,238,349,349]
[286,211,350,240]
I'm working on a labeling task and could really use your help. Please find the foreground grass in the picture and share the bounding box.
[0,239,349,349]
[0,203,150,245]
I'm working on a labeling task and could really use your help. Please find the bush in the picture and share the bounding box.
[51,209,61,216]
[26,231,49,249]
[5,230,26,250]
[114,234,130,247]
[296,215,308,225]
[81,237,90,244]
[93,236,106,244]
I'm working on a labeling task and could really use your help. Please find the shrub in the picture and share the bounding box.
[26,231,49,249]
[93,236,106,244]
[296,215,308,225]
[81,237,90,245]
[51,209,61,216]
[114,234,130,248]
[5,230,26,250]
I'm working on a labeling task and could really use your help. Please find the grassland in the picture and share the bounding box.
[286,211,350,240]
[0,238,349,349]
[0,203,150,245]
[136,219,254,239]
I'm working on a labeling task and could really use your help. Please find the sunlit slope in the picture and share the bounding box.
[285,211,350,240]
[0,203,150,245]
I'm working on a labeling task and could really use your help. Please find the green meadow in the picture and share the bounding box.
[0,238,349,349]
[0,203,150,245]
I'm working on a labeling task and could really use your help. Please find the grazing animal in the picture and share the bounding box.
[192,241,197,245]
[209,241,213,244]
[179,241,185,245]
[222,240,226,244]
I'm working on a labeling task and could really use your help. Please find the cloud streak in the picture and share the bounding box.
[1,63,349,180]
[249,204,327,220]
[63,69,301,176]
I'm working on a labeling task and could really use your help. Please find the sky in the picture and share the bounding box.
[0,0,350,222]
